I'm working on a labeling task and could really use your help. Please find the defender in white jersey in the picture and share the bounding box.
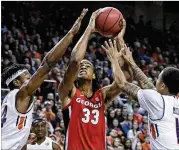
[22,118,60,150]
[112,43,179,150]
[1,89,33,149]
[1,9,87,150]
[138,89,179,149]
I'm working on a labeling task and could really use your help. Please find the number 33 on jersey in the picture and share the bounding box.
[62,89,106,150]
[82,108,99,125]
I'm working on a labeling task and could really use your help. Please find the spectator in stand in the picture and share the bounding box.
[111,118,123,135]
[121,105,128,121]
[54,127,64,145]
[127,120,141,142]
[115,108,123,122]
[107,109,116,128]
[43,101,56,122]
[110,98,120,109]
[141,135,151,150]
[138,122,149,143]
[54,109,63,127]
[124,139,132,150]
[120,113,133,137]
[112,138,122,149]
[133,102,143,125]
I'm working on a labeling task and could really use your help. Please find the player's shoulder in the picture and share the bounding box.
[46,136,53,141]
[3,89,19,103]
[138,89,161,99]
[94,88,103,96]
[7,89,19,95]
[93,89,104,100]
[137,89,164,107]
[9,89,19,97]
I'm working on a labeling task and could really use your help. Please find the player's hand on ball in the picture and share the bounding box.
[114,19,126,50]
[101,39,118,62]
[114,19,126,40]
[88,8,102,33]
[70,8,88,35]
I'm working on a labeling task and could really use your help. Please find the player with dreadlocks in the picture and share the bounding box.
[58,9,126,150]
[1,9,88,150]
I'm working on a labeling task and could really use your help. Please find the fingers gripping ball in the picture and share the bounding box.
[95,7,124,37]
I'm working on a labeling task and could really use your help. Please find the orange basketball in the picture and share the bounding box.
[95,7,124,37]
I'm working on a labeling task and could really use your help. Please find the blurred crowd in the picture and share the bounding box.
[1,2,179,150]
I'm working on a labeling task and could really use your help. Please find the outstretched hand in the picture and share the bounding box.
[70,8,88,35]
[101,39,118,62]
[88,8,102,33]
[114,19,126,40]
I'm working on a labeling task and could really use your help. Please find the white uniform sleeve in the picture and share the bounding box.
[137,89,164,120]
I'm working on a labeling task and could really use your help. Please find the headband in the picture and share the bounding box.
[6,69,28,86]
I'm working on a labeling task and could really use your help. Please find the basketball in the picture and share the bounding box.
[95,7,124,37]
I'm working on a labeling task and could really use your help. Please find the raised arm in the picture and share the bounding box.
[121,45,155,89]
[106,44,161,115]
[101,40,142,102]
[101,39,126,107]
[114,19,126,51]
[58,9,101,108]
[114,19,134,82]
[16,9,88,113]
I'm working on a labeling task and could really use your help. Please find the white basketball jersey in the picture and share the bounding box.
[1,89,34,150]
[149,95,179,149]
[27,137,53,150]
[138,89,179,150]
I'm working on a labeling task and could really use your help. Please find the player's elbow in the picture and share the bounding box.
[70,57,80,68]
[70,49,82,63]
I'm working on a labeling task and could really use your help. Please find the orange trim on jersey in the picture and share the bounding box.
[18,117,25,130]
[151,124,156,139]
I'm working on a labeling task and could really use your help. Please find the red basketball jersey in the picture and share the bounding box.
[62,88,106,150]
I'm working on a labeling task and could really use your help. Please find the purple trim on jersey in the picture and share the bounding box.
[15,94,33,114]
[16,115,20,126]
[149,95,165,121]
[1,105,8,128]
[155,124,159,137]
[24,116,27,126]
[175,118,179,144]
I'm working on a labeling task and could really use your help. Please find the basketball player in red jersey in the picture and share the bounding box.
[58,9,125,150]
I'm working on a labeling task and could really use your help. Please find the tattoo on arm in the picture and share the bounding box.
[131,64,155,89]
[123,82,141,100]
